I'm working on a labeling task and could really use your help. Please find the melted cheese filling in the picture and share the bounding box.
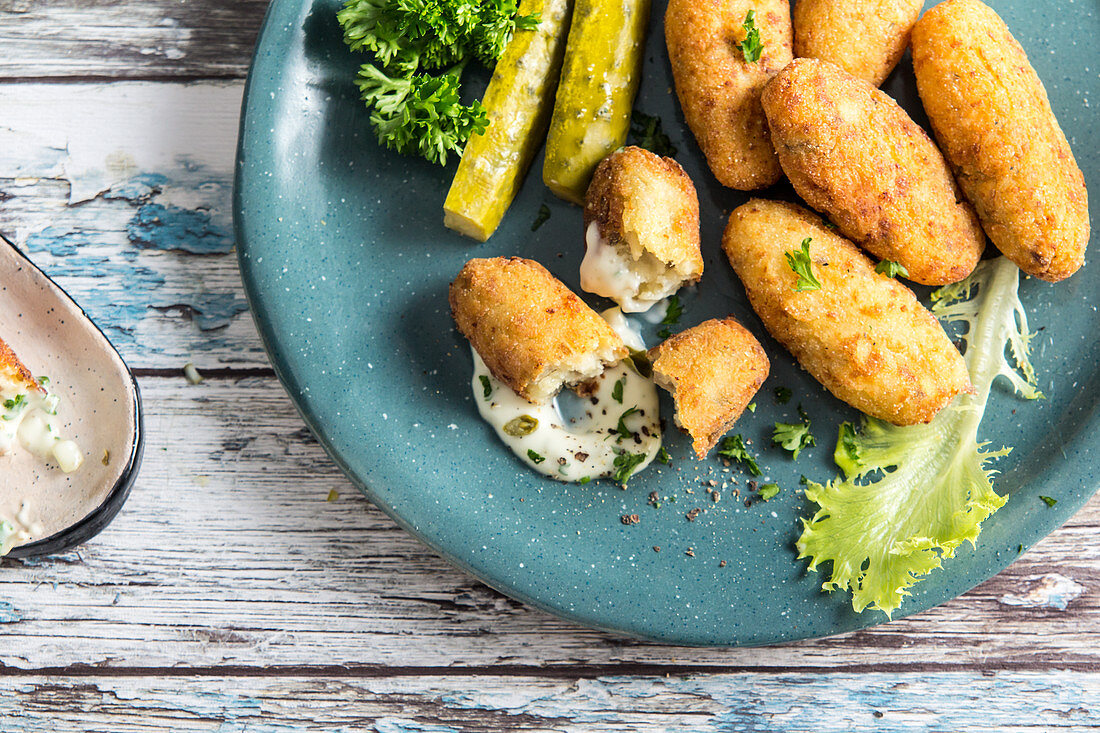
[580,221,685,313]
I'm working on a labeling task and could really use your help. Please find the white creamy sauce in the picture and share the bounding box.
[580,221,652,313]
[471,349,661,484]
[1,385,84,473]
[600,306,645,352]
[0,500,43,555]
[640,297,673,325]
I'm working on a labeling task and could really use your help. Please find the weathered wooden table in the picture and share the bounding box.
[1,2,1097,729]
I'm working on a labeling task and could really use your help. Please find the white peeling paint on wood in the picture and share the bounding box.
[1,176,263,365]
[3,672,1099,731]
[0,82,267,366]
[1000,574,1087,611]
[0,82,239,213]
[0,376,1096,670]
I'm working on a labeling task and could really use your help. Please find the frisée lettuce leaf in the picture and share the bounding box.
[796,258,1042,616]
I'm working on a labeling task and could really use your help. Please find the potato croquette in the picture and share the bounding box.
[581,146,704,312]
[450,257,627,404]
[648,318,769,458]
[761,58,984,286]
[912,0,1089,283]
[665,0,792,190]
[722,200,970,425]
[793,0,923,87]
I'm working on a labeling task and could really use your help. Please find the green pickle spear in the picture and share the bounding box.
[443,0,575,241]
[542,0,651,204]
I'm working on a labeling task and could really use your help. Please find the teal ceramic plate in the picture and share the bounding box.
[235,0,1099,645]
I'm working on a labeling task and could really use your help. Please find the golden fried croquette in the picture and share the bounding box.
[648,317,769,458]
[665,0,792,190]
[912,0,1089,283]
[722,199,970,425]
[0,337,42,397]
[450,257,627,404]
[793,0,923,87]
[761,58,984,286]
[581,146,704,313]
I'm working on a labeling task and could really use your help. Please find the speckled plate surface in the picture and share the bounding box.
[234,0,1100,645]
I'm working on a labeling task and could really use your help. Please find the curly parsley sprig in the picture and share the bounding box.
[356,61,488,164]
[338,0,539,165]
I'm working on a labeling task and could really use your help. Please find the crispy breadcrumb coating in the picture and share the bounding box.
[665,0,792,190]
[793,0,923,86]
[0,337,42,396]
[582,146,703,311]
[761,57,984,286]
[912,0,1089,283]
[722,199,970,425]
[649,317,769,458]
[450,257,627,404]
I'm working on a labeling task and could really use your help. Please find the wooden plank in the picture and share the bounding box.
[1,375,1097,671]
[0,81,269,368]
[0,0,269,80]
[2,672,1098,731]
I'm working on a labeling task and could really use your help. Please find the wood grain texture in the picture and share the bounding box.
[0,0,269,80]
[1,376,1097,671]
[0,82,268,367]
[0,4,1098,725]
[1,672,1098,731]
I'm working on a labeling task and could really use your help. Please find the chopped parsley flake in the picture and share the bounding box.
[657,294,684,339]
[615,406,639,441]
[479,374,492,399]
[612,449,646,485]
[657,446,671,464]
[37,376,50,386]
[785,237,822,292]
[774,415,815,459]
[875,260,910,279]
[759,483,780,501]
[527,449,546,464]
[1040,495,1057,508]
[717,434,762,476]
[629,110,677,157]
[737,10,763,63]
[774,386,792,404]
[612,376,625,404]
[2,393,27,419]
[747,401,757,413]
[579,476,591,484]
[531,204,551,231]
